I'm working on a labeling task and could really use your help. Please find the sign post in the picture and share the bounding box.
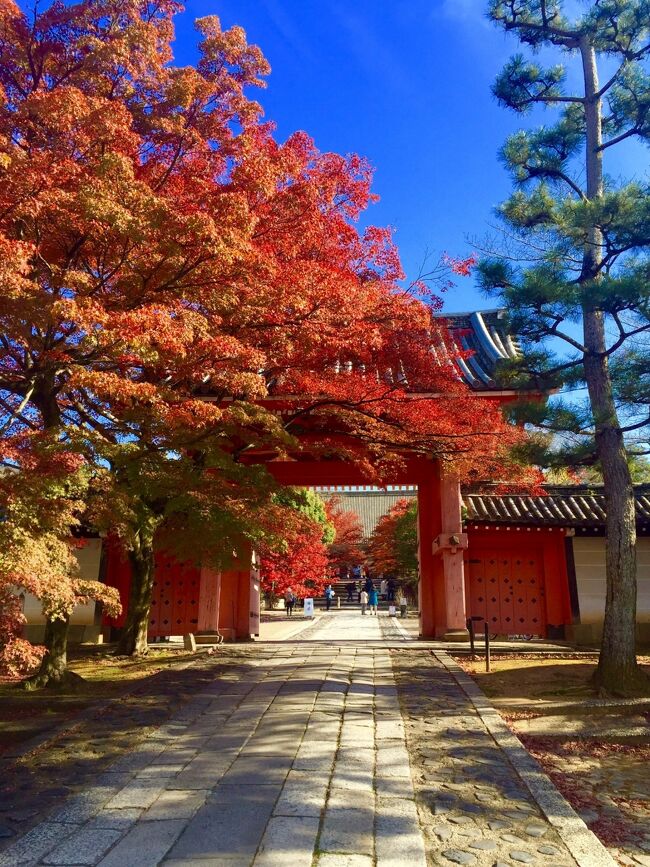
[304,598,314,618]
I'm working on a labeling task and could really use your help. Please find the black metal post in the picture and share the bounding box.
[467,618,475,657]
[484,622,491,672]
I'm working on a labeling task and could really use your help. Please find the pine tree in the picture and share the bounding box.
[480,1,650,694]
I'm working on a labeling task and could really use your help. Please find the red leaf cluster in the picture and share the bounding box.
[366,498,415,575]
[325,497,365,573]
[259,522,329,601]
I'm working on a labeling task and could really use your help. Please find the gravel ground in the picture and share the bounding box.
[391,648,580,867]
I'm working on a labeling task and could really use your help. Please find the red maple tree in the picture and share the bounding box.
[259,522,330,604]
[0,1,533,680]
[258,489,333,603]
[367,498,418,579]
[325,497,365,575]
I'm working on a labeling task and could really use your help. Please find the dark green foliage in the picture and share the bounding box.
[392,501,419,578]
[481,0,649,470]
[483,0,649,692]
[493,55,567,111]
[273,487,335,546]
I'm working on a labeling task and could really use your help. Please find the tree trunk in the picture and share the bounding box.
[24,398,80,690]
[115,529,156,657]
[23,616,82,691]
[593,428,642,691]
[580,38,647,695]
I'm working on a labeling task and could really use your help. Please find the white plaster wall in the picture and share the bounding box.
[22,538,102,626]
[573,536,650,623]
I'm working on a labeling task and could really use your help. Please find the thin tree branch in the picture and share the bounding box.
[598,127,640,151]
[620,415,650,434]
[0,395,39,430]
[0,386,35,435]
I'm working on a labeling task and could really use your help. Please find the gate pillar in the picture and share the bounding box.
[216,547,260,641]
[417,466,442,638]
[197,566,222,641]
[436,474,469,640]
[417,466,469,639]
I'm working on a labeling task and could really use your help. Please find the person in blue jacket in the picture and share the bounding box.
[324,584,335,611]
[368,586,379,615]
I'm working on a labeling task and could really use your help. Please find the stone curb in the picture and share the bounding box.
[0,650,211,767]
[433,650,617,867]
[256,614,324,642]
[391,616,413,642]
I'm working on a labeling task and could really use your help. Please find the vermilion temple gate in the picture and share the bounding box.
[266,457,468,640]
[104,456,468,640]
[104,310,547,642]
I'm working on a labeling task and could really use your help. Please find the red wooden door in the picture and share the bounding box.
[464,548,546,636]
[511,552,545,635]
[148,554,200,638]
[104,543,201,637]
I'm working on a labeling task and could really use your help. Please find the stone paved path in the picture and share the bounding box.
[394,650,586,867]
[0,612,607,867]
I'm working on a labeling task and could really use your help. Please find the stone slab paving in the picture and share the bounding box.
[0,647,266,846]
[0,612,425,867]
[0,610,615,867]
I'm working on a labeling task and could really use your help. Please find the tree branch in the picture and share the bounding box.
[605,314,650,356]
[546,318,588,354]
[0,386,35,435]
[498,16,580,47]
[598,127,641,151]
[0,394,38,430]
[620,414,650,434]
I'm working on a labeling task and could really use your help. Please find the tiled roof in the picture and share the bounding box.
[438,309,522,391]
[317,485,650,536]
[198,309,524,398]
[464,486,650,527]
[295,309,522,395]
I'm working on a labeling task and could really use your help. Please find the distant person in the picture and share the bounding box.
[363,575,374,594]
[284,588,296,616]
[368,586,379,615]
[347,581,355,602]
[360,589,369,615]
[387,577,396,602]
[325,584,335,611]
[398,590,407,618]
[380,578,387,600]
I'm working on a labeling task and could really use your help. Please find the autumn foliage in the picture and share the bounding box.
[0,0,531,673]
[0,436,120,678]
[259,522,330,603]
[325,497,365,574]
[258,489,333,603]
[0,586,44,677]
[367,498,418,581]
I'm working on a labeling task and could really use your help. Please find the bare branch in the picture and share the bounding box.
[0,394,39,430]
[0,386,35,435]
[620,415,650,433]
[605,315,650,356]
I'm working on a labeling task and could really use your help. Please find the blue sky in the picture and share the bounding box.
[174,0,647,315]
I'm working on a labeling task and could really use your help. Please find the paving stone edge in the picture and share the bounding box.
[256,613,325,642]
[389,616,412,642]
[433,650,616,867]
